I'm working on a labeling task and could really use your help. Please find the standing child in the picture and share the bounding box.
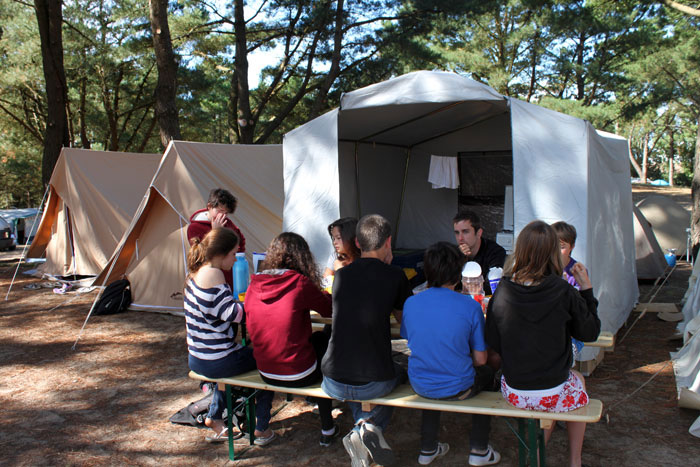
[552,221,586,360]
[401,242,501,466]
[188,188,246,290]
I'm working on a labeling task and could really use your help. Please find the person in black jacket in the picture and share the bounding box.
[485,220,600,467]
[453,209,506,295]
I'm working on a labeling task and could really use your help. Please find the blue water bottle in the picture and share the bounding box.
[665,248,677,267]
[233,252,249,299]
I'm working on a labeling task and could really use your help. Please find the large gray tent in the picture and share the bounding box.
[283,70,638,350]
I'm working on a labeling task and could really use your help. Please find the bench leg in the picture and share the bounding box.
[537,423,546,467]
[518,419,527,466]
[225,385,236,461]
[516,419,546,467]
[246,390,257,445]
[223,385,260,461]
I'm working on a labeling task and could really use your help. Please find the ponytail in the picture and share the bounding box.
[187,237,207,274]
[187,228,240,275]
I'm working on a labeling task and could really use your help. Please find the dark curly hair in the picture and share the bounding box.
[263,232,322,289]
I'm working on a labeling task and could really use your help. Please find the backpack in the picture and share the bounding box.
[169,390,214,427]
[169,383,248,432]
[93,279,132,315]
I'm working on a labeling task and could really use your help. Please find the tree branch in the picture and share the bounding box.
[0,100,44,143]
[663,0,700,16]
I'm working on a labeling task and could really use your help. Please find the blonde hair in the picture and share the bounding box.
[187,228,239,274]
[507,220,563,284]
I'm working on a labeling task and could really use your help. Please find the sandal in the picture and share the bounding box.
[205,427,244,443]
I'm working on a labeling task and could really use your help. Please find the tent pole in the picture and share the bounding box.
[411,110,509,147]
[355,101,467,143]
[394,147,411,250]
[354,142,361,218]
[339,139,408,150]
[4,183,50,301]
[66,205,77,277]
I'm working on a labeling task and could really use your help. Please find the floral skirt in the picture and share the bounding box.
[501,371,588,412]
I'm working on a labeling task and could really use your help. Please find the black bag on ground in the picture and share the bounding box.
[170,391,214,427]
[169,385,248,432]
[93,279,132,315]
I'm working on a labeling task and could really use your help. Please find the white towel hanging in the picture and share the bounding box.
[428,155,459,189]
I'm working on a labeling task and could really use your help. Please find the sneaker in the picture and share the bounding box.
[359,421,396,466]
[418,442,450,465]
[253,431,277,446]
[343,430,371,467]
[469,445,501,466]
[319,424,340,447]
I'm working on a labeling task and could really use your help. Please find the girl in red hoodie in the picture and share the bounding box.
[244,232,338,446]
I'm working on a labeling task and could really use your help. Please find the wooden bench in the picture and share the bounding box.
[583,331,615,350]
[189,370,603,466]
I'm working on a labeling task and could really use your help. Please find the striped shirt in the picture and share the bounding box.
[184,278,244,361]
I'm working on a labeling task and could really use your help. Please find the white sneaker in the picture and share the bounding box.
[359,421,395,466]
[418,442,450,465]
[343,430,371,467]
[469,445,501,466]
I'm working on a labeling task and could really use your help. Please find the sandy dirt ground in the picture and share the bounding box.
[1,185,699,466]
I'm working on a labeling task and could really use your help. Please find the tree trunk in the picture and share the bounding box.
[34,0,70,188]
[310,0,345,119]
[629,147,642,178]
[78,76,90,148]
[642,133,649,183]
[576,31,585,101]
[149,0,181,148]
[526,28,540,102]
[669,129,675,187]
[691,119,700,252]
[233,0,254,144]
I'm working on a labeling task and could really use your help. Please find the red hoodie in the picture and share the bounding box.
[244,270,331,378]
[187,208,246,289]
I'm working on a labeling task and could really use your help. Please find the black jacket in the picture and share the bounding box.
[485,275,600,390]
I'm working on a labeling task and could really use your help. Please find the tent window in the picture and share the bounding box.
[458,151,513,203]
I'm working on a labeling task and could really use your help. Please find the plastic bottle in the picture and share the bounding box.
[233,252,249,299]
[488,267,503,294]
[665,248,677,267]
[461,261,485,312]
[461,262,484,295]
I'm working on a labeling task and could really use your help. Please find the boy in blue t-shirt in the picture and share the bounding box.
[401,242,501,466]
[552,221,586,358]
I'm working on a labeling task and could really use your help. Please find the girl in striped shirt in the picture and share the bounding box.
[185,228,274,444]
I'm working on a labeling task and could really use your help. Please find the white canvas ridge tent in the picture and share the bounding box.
[673,258,700,437]
[283,70,638,358]
[636,194,690,257]
[27,148,161,277]
[95,141,284,313]
[633,205,668,280]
